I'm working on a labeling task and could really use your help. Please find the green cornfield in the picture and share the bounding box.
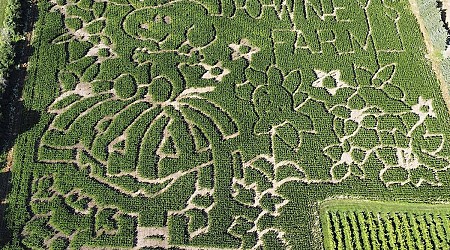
[3,0,450,249]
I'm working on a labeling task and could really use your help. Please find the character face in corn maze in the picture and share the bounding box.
[253,84,292,132]
[252,76,313,135]
[124,3,215,50]
[26,0,450,248]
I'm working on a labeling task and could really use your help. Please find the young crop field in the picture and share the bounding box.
[320,199,450,250]
[4,0,450,249]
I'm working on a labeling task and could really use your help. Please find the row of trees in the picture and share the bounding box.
[0,0,22,148]
[0,0,24,248]
[0,0,21,77]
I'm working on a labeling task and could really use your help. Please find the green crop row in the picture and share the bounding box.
[321,200,450,250]
[325,210,450,250]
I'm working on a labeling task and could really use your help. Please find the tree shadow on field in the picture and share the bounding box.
[0,0,39,247]
[0,171,12,244]
[437,0,450,45]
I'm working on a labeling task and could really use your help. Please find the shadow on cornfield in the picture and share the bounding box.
[0,0,39,247]
[0,171,12,245]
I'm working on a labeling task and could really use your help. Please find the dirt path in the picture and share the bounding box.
[1,149,13,174]
[408,0,450,113]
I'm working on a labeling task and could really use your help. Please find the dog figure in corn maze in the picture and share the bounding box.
[21,0,450,249]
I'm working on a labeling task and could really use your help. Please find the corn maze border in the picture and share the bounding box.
[5,0,450,249]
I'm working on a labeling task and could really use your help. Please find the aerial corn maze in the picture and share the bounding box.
[3,0,450,249]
